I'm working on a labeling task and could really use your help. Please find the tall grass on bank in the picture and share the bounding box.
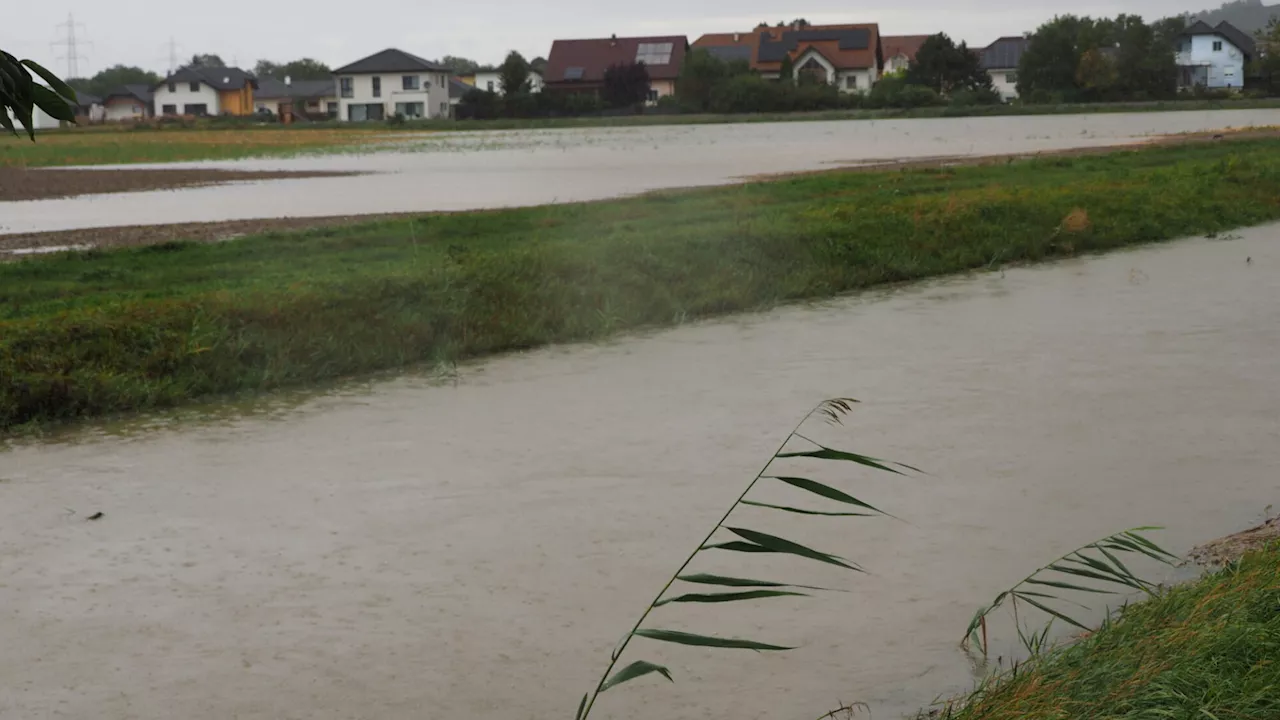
[937,544,1280,720]
[575,399,911,718]
[5,139,1280,431]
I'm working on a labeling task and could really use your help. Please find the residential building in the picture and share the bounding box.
[882,35,930,74]
[979,37,1029,101]
[333,48,452,121]
[449,76,472,116]
[467,69,545,94]
[5,102,62,130]
[1177,20,1255,90]
[544,35,688,102]
[72,92,105,123]
[255,77,339,119]
[693,24,883,93]
[153,66,257,116]
[102,84,154,121]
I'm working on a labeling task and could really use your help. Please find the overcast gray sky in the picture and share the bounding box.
[7,0,1218,78]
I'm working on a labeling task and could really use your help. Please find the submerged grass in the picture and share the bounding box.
[4,138,1280,430]
[940,543,1280,720]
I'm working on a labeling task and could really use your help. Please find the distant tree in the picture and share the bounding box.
[188,54,226,69]
[779,53,796,81]
[254,58,331,81]
[434,55,481,75]
[677,49,751,110]
[1,48,77,138]
[68,65,162,99]
[499,51,531,95]
[907,33,995,95]
[1252,16,1280,94]
[601,61,651,108]
[776,18,810,28]
[1076,48,1119,94]
[530,56,549,75]
[1018,15,1090,100]
[457,88,502,119]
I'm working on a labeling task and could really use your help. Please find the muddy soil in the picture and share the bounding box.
[0,167,357,202]
[1188,513,1280,566]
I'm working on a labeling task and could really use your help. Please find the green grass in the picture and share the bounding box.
[940,544,1280,720]
[6,97,1280,167]
[4,138,1280,431]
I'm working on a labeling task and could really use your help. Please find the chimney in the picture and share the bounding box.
[285,75,292,86]
[610,33,617,46]
[733,32,740,42]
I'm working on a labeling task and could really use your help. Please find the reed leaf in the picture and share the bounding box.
[962,528,1179,656]
[634,629,794,651]
[575,399,914,719]
[599,661,674,692]
[654,590,809,607]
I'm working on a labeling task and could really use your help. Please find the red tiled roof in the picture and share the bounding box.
[694,24,880,72]
[882,35,930,62]
[545,35,688,85]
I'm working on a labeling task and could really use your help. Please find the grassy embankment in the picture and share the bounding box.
[940,543,1280,720]
[4,138,1280,431]
[5,97,1280,167]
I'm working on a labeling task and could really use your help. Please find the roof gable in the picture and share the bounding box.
[979,36,1029,70]
[882,35,930,61]
[697,24,880,71]
[545,35,688,84]
[104,84,154,103]
[333,48,448,74]
[160,66,257,91]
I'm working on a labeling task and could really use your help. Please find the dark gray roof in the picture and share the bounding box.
[979,37,1029,70]
[449,77,471,99]
[75,92,101,107]
[159,66,257,91]
[1213,21,1257,59]
[255,78,335,99]
[104,84,153,103]
[705,45,753,63]
[757,28,870,62]
[333,48,448,74]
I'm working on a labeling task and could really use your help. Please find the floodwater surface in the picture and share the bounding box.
[3,108,1280,235]
[2,228,1279,719]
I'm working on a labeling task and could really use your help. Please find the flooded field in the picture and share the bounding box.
[2,225,1277,719]
[3,109,1280,235]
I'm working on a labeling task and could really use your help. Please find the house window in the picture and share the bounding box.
[1213,41,1223,51]
[340,77,353,98]
[347,103,384,121]
[647,89,658,103]
[1006,71,1018,84]
[372,76,381,97]
[636,42,674,65]
[189,81,200,92]
[183,103,208,115]
[168,82,176,93]
[402,75,420,90]
[846,76,858,89]
[487,80,495,92]
[394,101,424,118]
[162,104,177,115]
[440,101,448,117]
[327,101,338,117]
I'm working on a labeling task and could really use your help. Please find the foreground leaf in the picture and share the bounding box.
[575,693,588,720]
[634,628,793,651]
[776,447,905,475]
[702,540,779,554]
[655,589,808,606]
[740,500,875,517]
[727,527,862,571]
[600,660,674,692]
[768,476,892,516]
[676,573,837,591]
[21,60,76,102]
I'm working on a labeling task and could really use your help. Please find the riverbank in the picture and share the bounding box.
[936,540,1280,720]
[4,98,1280,168]
[4,136,1280,432]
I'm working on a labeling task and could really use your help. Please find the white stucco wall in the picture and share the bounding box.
[1176,34,1246,89]
[104,97,148,121]
[154,81,220,115]
[885,54,911,74]
[471,70,543,95]
[6,106,62,130]
[988,69,1019,101]
[836,68,877,93]
[337,71,451,121]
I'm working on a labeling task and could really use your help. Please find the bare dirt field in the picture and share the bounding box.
[0,167,357,202]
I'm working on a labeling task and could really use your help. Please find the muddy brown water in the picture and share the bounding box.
[3,225,1278,719]
[4,109,1280,235]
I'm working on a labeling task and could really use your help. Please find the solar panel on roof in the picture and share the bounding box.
[564,67,585,80]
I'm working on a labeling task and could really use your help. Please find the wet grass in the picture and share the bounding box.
[4,138,1280,430]
[6,97,1280,167]
[0,128,387,167]
[938,543,1280,720]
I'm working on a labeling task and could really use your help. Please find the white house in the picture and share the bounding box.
[979,36,1029,101]
[333,48,452,121]
[470,69,544,94]
[254,77,339,118]
[102,85,153,121]
[1177,20,1255,90]
[152,66,258,116]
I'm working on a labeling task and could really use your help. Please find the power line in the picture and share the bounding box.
[50,13,91,79]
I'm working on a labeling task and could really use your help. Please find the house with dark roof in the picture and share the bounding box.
[1177,20,1256,90]
[255,77,339,119]
[979,37,1029,101]
[882,35,931,74]
[153,66,257,116]
[333,48,452,121]
[102,84,154,121]
[545,35,688,102]
[693,23,883,93]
